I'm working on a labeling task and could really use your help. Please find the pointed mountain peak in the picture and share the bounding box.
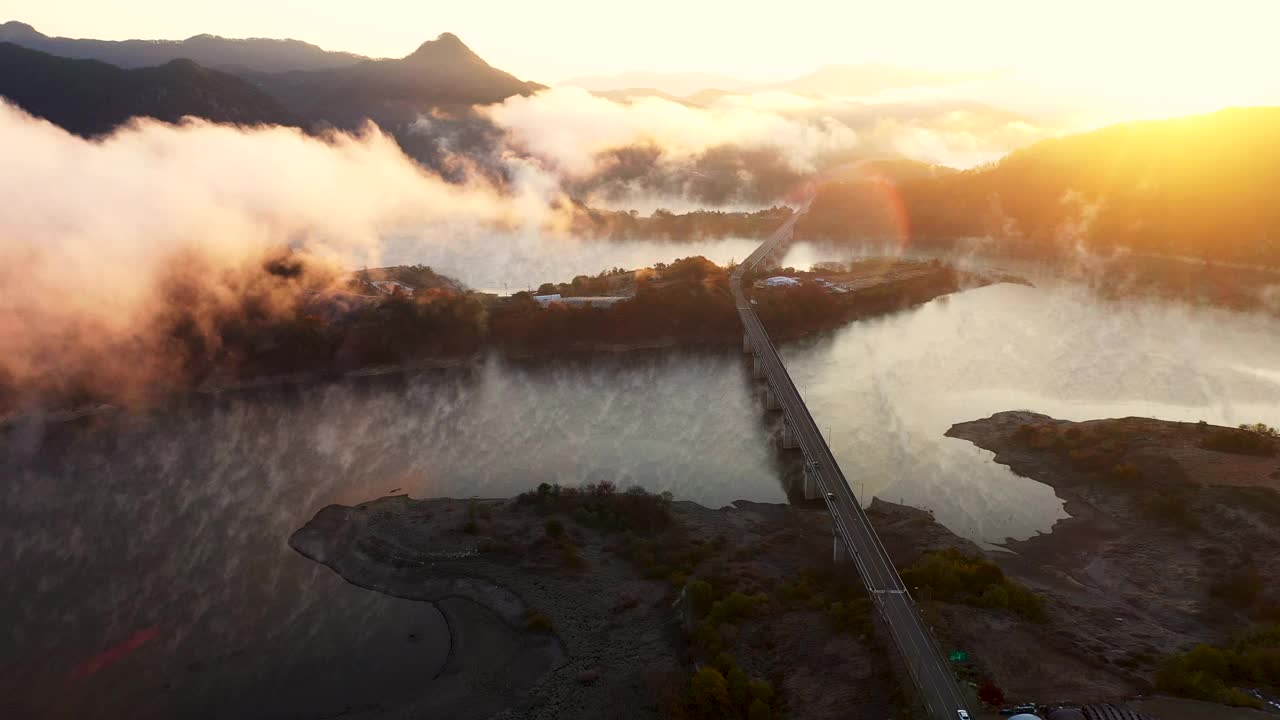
[405,32,486,66]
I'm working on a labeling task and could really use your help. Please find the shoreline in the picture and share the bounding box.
[287,492,978,719]
[945,410,1280,714]
[3,266,1021,428]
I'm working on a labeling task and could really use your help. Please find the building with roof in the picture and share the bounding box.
[756,276,801,288]
[532,294,628,308]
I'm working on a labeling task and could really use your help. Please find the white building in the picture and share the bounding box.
[762,276,801,287]
[533,294,628,308]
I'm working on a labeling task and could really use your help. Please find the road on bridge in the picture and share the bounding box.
[731,204,971,720]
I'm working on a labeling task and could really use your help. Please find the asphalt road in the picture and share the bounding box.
[731,206,970,720]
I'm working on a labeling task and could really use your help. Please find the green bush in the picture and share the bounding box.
[1202,426,1277,456]
[689,666,733,718]
[687,580,715,615]
[1156,624,1280,707]
[901,549,1045,621]
[683,660,777,720]
[516,482,673,533]
[545,518,564,538]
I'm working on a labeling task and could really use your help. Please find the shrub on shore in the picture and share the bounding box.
[516,481,673,533]
[901,549,1046,621]
[681,654,776,720]
[1155,624,1280,708]
[1201,425,1278,456]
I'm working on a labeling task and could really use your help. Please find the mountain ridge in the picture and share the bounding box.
[0,20,368,73]
[801,106,1280,266]
[0,41,302,135]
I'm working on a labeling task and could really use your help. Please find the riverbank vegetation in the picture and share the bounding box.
[901,549,1046,621]
[1155,624,1280,708]
[1201,423,1279,456]
[570,206,793,241]
[10,251,983,416]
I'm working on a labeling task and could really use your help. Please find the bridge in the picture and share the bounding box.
[732,204,971,720]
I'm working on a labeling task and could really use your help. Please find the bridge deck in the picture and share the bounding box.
[730,206,969,720]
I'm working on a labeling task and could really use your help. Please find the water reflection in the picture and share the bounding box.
[0,350,786,717]
[782,280,1280,543]
[9,237,1280,714]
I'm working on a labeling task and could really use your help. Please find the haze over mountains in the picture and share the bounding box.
[0,22,546,180]
[0,22,541,129]
[564,63,990,101]
[0,20,367,72]
[802,107,1280,267]
[0,42,300,136]
[4,15,1279,245]
[0,19,1046,210]
[5,16,1280,420]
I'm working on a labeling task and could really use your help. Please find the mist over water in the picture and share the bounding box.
[0,350,785,717]
[779,259,1280,544]
[8,235,1280,714]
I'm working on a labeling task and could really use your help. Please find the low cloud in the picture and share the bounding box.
[863,110,1049,169]
[0,102,562,411]
[479,87,858,208]
[468,87,1053,209]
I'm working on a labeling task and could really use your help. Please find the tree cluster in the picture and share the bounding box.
[801,108,1280,267]
[901,549,1045,621]
[1156,624,1280,708]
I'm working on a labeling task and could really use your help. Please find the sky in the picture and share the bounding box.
[5,0,1280,119]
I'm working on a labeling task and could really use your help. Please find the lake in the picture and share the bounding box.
[6,238,1280,717]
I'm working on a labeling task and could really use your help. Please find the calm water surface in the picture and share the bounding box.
[7,238,1280,716]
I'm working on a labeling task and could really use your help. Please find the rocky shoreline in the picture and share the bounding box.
[946,411,1280,714]
[286,410,1280,719]
[289,492,981,719]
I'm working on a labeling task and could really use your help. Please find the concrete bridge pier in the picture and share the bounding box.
[802,460,821,500]
[753,354,767,380]
[742,333,753,354]
[765,385,782,411]
[833,532,851,566]
[781,416,799,448]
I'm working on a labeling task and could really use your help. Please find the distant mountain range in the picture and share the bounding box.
[0,21,541,175]
[0,42,300,135]
[238,32,542,129]
[0,20,366,73]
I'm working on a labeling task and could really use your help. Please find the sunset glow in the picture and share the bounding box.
[6,0,1278,122]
